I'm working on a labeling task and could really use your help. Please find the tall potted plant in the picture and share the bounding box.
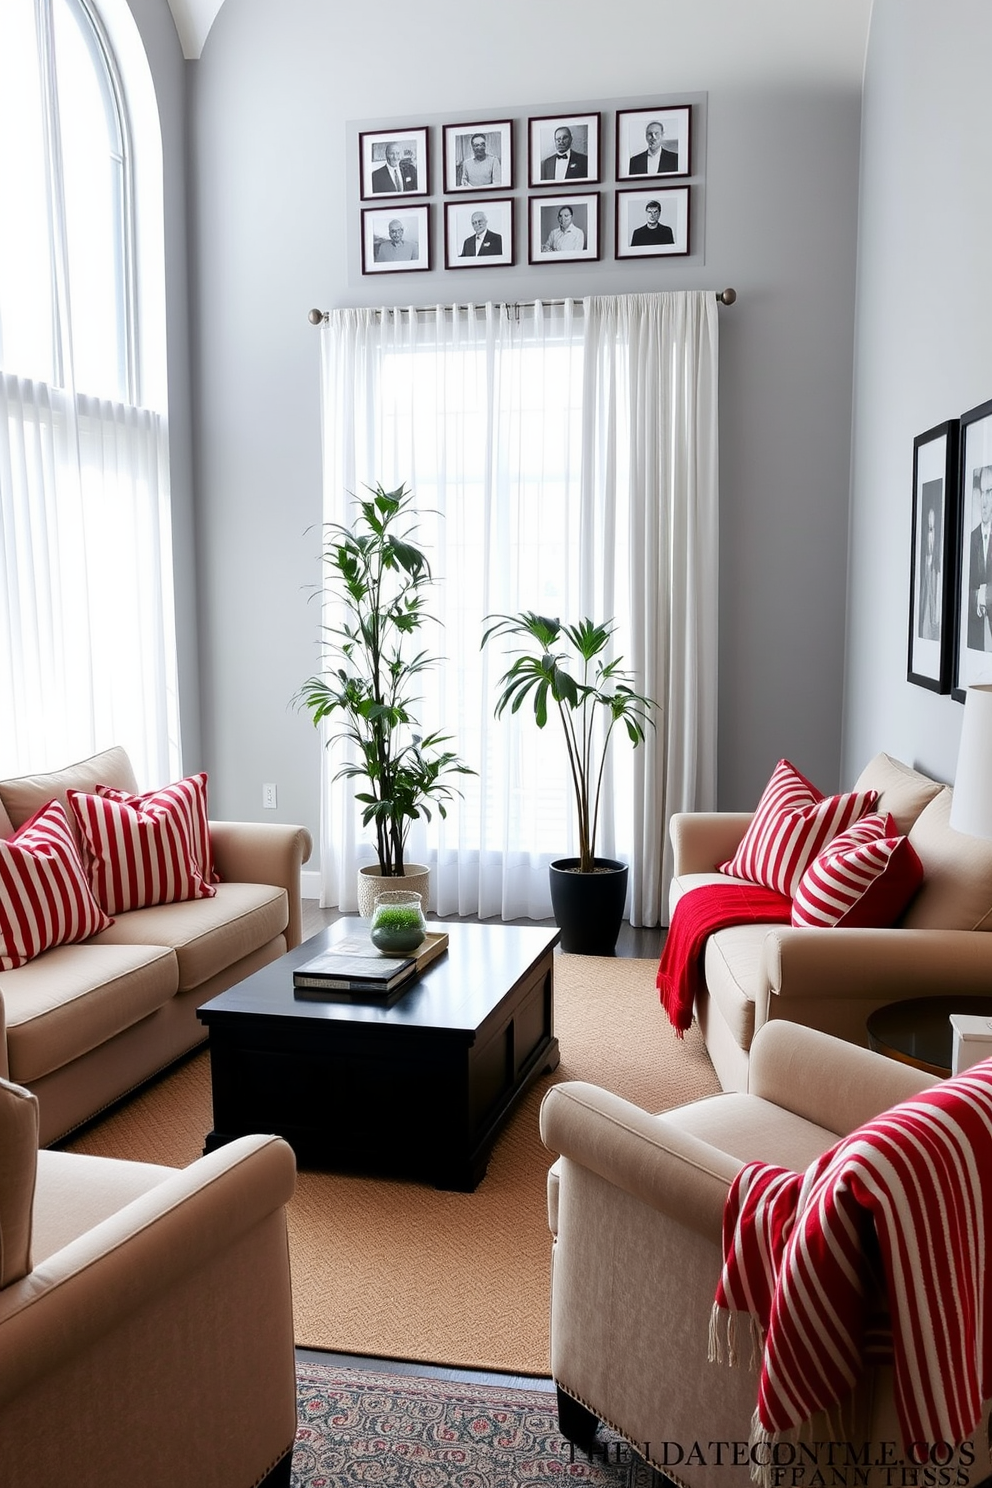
[299,482,473,916]
[482,612,657,954]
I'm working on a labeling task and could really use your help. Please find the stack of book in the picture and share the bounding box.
[292,931,449,1000]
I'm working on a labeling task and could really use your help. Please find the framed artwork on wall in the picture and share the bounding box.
[359,127,429,201]
[616,105,691,180]
[615,186,689,258]
[907,419,959,693]
[529,193,600,264]
[953,396,992,700]
[443,121,512,192]
[444,199,514,268]
[528,112,600,187]
[361,206,431,274]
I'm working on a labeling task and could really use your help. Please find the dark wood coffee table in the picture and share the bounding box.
[196,919,560,1190]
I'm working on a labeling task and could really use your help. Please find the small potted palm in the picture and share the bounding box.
[482,612,657,954]
[299,482,473,916]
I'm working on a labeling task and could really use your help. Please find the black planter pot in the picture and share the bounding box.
[549,857,629,956]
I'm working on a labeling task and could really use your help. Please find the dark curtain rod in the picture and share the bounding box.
[307,288,736,324]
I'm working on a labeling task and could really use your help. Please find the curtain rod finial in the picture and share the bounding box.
[308,308,326,325]
[718,288,737,305]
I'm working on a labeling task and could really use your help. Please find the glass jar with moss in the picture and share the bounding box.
[369,891,427,954]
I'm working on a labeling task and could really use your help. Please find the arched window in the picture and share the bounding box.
[0,0,179,787]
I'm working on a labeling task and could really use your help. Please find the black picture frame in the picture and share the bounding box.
[528,193,600,265]
[361,205,431,275]
[443,121,512,193]
[615,186,689,259]
[528,112,600,188]
[359,127,429,201]
[615,105,691,181]
[444,199,514,269]
[907,419,959,693]
[952,397,992,701]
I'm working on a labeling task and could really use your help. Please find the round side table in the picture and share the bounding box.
[866,995,992,1078]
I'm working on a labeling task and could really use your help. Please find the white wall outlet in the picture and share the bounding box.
[262,782,278,810]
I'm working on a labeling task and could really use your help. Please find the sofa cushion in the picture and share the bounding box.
[1,942,178,1085]
[32,1149,176,1266]
[662,1091,840,1172]
[902,787,992,931]
[791,814,925,929]
[0,1078,38,1287]
[90,882,289,991]
[853,752,944,836]
[702,924,770,1052]
[68,787,216,915]
[0,746,138,840]
[718,759,877,898]
[0,801,113,971]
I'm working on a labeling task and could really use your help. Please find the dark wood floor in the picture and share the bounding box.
[301,901,666,959]
[295,902,664,1387]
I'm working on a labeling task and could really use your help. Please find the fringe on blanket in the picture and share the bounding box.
[709,1304,868,1487]
[707,1302,764,1372]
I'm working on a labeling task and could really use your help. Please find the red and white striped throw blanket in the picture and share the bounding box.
[711,1060,992,1459]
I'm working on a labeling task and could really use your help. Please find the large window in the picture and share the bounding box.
[0,0,178,787]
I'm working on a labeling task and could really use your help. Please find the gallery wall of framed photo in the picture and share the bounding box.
[347,93,706,283]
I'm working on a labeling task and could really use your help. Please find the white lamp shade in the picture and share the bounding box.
[950,683,992,840]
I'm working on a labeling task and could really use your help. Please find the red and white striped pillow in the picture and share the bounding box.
[0,800,113,971]
[791,812,924,928]
[68,782,217,916]
[93,773,218,884]
[719,759,878,898]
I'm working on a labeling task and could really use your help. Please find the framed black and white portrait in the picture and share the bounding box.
[361,206,431,275]
[529,193,599,264]
[359,127,429,201]
[528,113,600,188]
[616,106,691,181]
[443,121,512,192]
[953,397,992,700]
[615,186,689,259]
[907,420,958,693]
[444,199,514,269]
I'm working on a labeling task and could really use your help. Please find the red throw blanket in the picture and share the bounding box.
[657,882,791,1034]
[712,1061,992,1455]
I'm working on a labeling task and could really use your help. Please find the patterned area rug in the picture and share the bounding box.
[292,1362,662,1486]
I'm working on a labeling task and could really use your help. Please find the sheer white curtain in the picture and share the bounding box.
[316,291,718,925]
[0,0,179,786]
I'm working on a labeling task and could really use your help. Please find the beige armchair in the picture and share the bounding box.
[0,1076,298,1488]
[540,1021,992,1488]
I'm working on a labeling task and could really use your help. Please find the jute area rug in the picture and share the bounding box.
[65,953,719,1376]
[291,1360,659,1486]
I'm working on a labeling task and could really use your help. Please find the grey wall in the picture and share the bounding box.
[184,0,870,851]
[119,0,201,768]
[842,0,992,786]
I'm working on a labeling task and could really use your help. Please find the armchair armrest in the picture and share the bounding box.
[763,926,992,1002]
[748,1020,937,1137]
[210,820,313,948]
[669,812,753,877]
[540,1080,741,1242]
[0,1134,297,1487]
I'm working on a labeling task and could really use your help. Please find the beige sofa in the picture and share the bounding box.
[0,747,312,1145]
[669,752,992,1090]
[0,1074,297,1487]
[540,1020,992,1488]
